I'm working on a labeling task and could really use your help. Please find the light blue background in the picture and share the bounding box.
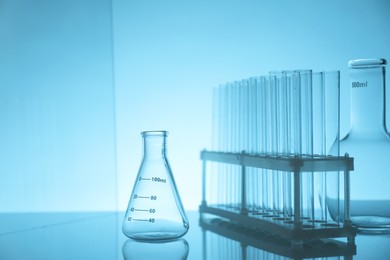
[113,0,390,210]
[1,0,389,212]
[0,0,117,212]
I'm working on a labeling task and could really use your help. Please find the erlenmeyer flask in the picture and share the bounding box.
[122,130,189,240]
[339,58,390,232]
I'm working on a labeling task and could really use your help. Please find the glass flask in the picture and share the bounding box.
[122,130,189,240]
[339,58,390,232]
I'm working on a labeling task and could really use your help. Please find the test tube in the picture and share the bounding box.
[219,83,228,207]
[269,73,284,218]
[285,70,304,224]
[231,81,241,210]
[299,70,314,223]
[240,79,249,213]
[270,71,293,220]
[313,71,341,225]
[323,71,341,226]
[247,77,259,211]
[269,69,294,226]
[312,71,326,223]
[221,83,229,208]
[281,72,293,221]
[241,79,250,152]
[257,76,270,215]
[228,82,236,209]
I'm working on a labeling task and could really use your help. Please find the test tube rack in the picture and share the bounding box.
[199,150,356,248]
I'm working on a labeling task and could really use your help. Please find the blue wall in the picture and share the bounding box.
[0,0,117,212]
[113,0,390,210]
[1,0,389,212]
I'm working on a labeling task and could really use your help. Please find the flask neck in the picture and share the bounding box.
[350,66,387,135]
[142,132,167,159]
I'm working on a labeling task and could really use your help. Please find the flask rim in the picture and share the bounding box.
[141,130,168,137]
[348,58,387,68]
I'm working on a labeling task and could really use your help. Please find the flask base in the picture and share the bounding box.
[125,231,187,241]
[351,216,390,234]
[327,198,390,233]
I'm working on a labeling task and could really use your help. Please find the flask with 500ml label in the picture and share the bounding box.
[335,58,390,233]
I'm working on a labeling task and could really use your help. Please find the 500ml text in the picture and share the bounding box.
[352,81,368,88]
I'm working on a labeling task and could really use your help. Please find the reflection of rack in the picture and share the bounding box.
[199,217,356,259]
[199,150,356,248]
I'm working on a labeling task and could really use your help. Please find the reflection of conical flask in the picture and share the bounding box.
[122,131,189,240]
[338,59,390,232]
[122,238,189,260]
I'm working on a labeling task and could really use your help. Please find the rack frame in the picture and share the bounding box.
[199,150,356,248]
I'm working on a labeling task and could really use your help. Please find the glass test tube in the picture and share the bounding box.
[312,72,327,223]
[299,70,314,223]
[228,82,236,209]
[257,76,269,214]
[271,74,280,217]
[312,71,341,225]
[323,71,341,226]
[270,71,292,220]
[247,77,259,211]
[240,79,249,212]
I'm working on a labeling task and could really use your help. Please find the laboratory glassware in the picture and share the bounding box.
[312,71,341,225]
[338,58,390,232]
[203,70,355,247]
[122,130,189,240]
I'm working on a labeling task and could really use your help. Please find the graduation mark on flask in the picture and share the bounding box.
[130,207,156,213]
[132,194,158,200]
[127,216,156,223]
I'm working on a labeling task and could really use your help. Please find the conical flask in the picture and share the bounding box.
[338,58,390,232]
[122,130,189,240]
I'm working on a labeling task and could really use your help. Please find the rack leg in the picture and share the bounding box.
[293,170,301,228]
[201,158,207,207]
[344,169,351,224]
[241,164,248,215]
